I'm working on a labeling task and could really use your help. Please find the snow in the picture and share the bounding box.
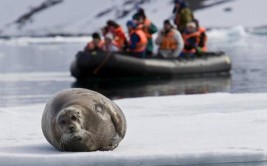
[195,0,267,27]
[0,0,173,36]
[0,36,92,45]
[0,0,44,27]
[1,93,267,165]
[1,0,267,36]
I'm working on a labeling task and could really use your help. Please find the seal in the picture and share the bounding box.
[41,88,127,152]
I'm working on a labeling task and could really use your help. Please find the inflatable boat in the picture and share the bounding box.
[70,51,231,79]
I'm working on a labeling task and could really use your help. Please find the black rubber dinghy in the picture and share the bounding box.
[70,51,231,79]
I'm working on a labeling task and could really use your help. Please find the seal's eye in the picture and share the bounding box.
[71,115,77,121]
[61,120,66,125]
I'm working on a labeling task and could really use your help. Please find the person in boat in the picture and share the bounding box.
[101,26,109,37]
[84,32,105,52]
[106,20,128,51]
[102,33,120,53]
[126,20,148,58]
[194,19,208,53]
[181,22,201,56]
[173,0,194,33]
[133,8,158,57]
[155,19,184,59]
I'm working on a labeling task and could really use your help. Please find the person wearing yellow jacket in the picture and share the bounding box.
[155,20,184,59]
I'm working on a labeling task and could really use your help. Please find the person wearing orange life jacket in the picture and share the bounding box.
[84,32,105,52]
[106,20,128,51]
[133,8,158,57]
[126,20,148,58]
[102,33,120,53]
[155,20,184,59]
[197,27,208,52]
[181,22,201,56]
[194,19,208,53]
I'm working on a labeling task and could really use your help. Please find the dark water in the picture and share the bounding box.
[0,41,78,107]
[0,27,267,107]
[0,40,230,107]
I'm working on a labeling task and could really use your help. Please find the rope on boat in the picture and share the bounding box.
[93,51,112,75]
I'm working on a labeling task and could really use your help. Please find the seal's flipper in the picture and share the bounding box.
[108,102,127,139]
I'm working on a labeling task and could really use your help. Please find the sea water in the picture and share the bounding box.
[0,26,267,107]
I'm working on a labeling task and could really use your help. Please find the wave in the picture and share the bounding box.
[0,72,74,82]
[247,26,267,35]
[207,26,247,39]
[0,36,91,46]
[208,26,267,38]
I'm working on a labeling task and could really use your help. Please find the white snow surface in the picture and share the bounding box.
[0,0,164,36]
[1,0,267,36]
[1,93,267,165]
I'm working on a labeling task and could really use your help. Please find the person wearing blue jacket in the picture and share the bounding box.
[126,20,148,58]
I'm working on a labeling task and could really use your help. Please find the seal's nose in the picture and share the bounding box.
[69,125,75,133]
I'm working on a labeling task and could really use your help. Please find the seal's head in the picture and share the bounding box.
[57,107,82,135]
[56,107,96,151]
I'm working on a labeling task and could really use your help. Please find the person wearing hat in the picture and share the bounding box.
[133,8,158,57]
[182,22,201,55]
[102,33,120,52]
[106,20,128,51]
[173,0,194,33]
[126,20,148,58]
[155,20,184,59]
[84,32,105,52]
